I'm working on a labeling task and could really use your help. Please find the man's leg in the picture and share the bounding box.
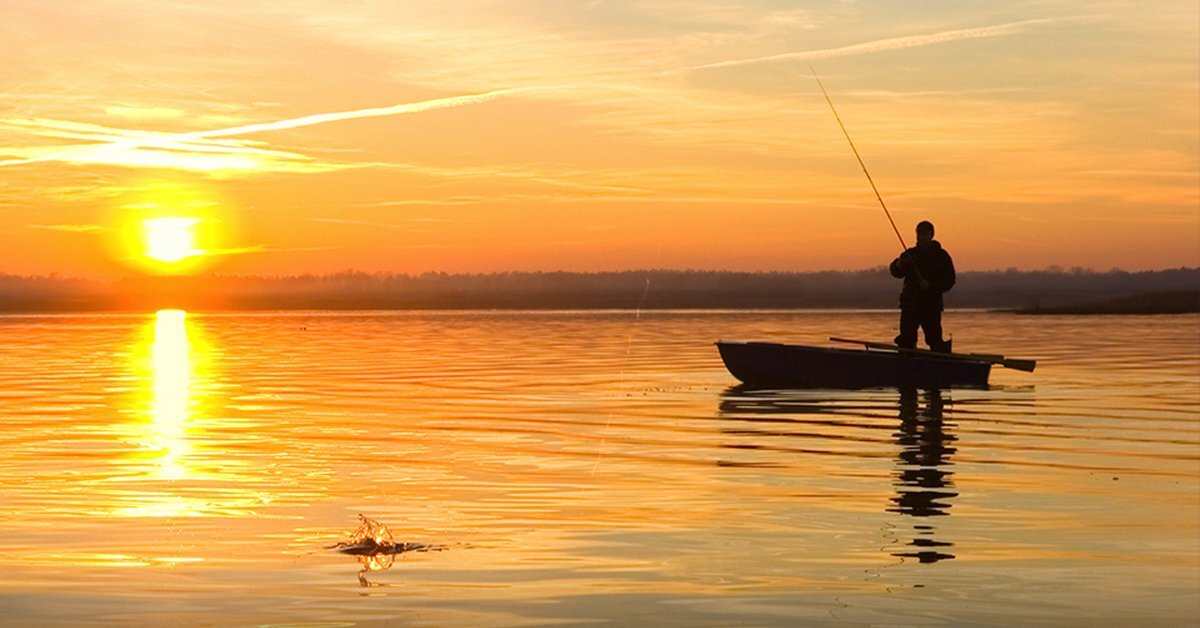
[921,308,950,352]
[895,308,919,349]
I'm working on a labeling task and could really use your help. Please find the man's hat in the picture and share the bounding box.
[916,220,935,235]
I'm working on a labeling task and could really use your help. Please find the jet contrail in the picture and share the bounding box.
[0,87,525,168]
[686,17,1073,71]
[176,87,525,141]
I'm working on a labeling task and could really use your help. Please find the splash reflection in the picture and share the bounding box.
[330,516,446,589]
[356,552,395,589]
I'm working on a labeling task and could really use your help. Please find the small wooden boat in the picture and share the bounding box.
[715,338,1033,389]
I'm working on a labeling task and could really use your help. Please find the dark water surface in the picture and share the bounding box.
[0,310,1197,625]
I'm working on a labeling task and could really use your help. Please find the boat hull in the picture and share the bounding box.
[717,341,991,389]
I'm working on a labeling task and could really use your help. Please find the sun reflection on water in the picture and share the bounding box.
[150,309,192,481]
[114,309,269,518]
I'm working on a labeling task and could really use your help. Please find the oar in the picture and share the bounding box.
[829,337,1037,373]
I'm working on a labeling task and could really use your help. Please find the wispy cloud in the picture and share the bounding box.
[104,105,187,121]
[27,223,106,233]
[0,88,527,173]
[208,244,341,256]
[364,197,488,207]
[683,17,1081,71]
[355,160,655,195]
[176,88,526,141]
[309,217,448,229]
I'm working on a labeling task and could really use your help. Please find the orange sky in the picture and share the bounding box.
[1,1,1197,277]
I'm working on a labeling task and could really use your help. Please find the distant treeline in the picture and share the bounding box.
[1,267,1198,312]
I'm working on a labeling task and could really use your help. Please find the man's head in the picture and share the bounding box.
[915,221,935,247]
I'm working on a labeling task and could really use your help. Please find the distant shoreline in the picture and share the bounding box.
[1010,291,1200,315]
[2,268,1197,313]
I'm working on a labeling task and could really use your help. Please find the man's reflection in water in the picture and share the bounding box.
[890,387,957,563]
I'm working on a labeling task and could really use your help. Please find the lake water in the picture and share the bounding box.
[0,310,1197,625]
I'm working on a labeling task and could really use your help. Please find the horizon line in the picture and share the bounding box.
[3,265,1197,282]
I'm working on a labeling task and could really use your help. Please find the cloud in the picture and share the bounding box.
[207,244,341,256]
[176,88,526,141]
[104,105,187,121]
[0,88,528,173]
[364,197,487,207]
[27,223,106,233]
[683,17,1081,72]
[346,159,655,195]
[309,217,447,229]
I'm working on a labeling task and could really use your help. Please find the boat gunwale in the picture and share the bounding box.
[715,340,992,365]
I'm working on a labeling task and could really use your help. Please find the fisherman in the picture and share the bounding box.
[890,221,955,352]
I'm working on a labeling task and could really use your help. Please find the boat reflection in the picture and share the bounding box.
[717,386,958,564]
[890,388,956,563]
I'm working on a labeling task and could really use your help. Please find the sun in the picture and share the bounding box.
[103,178,240,275]
[144,217,202,264]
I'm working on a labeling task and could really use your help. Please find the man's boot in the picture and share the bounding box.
[930,339,953,354]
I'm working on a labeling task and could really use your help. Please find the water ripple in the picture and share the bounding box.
[0,310,1196,625]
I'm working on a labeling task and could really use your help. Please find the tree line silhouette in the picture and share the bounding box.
[0,267,1196,312]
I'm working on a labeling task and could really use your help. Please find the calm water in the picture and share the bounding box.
[0,310,1197,626]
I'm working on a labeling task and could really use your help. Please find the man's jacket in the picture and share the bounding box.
[889,241,956,310]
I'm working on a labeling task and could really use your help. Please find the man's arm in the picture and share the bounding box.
[935,251,956,293]
[889,250,912,278]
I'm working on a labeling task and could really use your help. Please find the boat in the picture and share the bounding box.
[716,340,995,389]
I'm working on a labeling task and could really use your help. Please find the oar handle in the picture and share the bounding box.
[828,337,1036,372]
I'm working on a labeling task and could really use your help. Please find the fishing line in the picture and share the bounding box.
[810,67,909,253]
[591,275,652,475]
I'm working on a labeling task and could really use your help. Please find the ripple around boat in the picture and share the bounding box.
[716,341,993,388]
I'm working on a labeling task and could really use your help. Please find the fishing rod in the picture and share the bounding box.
[810,67,909,253]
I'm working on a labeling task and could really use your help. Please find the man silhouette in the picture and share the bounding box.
[889,221,955,352]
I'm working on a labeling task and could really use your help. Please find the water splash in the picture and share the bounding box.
[351,513,394,547]
[330,514,439,556]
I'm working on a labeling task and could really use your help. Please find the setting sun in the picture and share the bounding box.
[144,218,201,264]
[99,178,234,276]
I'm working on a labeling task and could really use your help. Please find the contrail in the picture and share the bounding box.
[0,87,525,168]
[685,17,1073,71]
[175,88,524,141]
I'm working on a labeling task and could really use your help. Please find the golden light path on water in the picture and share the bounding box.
[115,309,270,519]
[149,309,191,482]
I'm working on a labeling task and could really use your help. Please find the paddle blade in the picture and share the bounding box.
[1002,358,1037,372]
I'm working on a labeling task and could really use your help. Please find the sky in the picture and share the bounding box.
[1,0,1197,277]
